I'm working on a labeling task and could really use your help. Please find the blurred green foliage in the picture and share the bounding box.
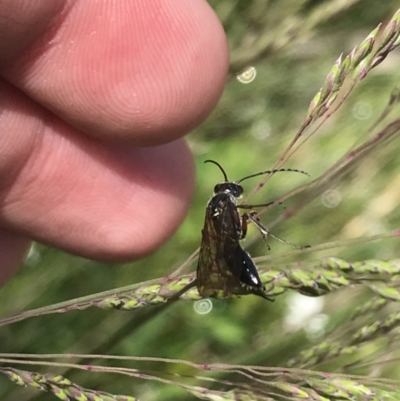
[2,1,400,400]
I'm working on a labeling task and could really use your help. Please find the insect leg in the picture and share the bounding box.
[244,211,269,236]
[243,211,309,249]
[238,200,277,209]
[240,214,248,240]
[242,211,271,250]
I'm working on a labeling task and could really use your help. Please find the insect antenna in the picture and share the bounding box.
[237,168,309,184]
[204,160,229,182]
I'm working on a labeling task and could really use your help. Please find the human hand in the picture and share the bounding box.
[0,0,228,285]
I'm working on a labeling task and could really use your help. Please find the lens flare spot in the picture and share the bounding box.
[353,101,372,120]
[194,299,213,314]
[236,66,257,84]
[321,189,342,208]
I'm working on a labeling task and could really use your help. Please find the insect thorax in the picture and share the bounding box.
[208,192,237,217]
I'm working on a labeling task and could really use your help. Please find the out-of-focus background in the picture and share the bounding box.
[1,1,400,400]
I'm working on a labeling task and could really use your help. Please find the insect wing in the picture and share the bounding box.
[197,195,241,297]
[197,205,228,297]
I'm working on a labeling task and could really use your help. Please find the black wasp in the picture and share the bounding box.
[196,160,308,300]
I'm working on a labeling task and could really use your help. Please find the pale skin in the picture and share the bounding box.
[0,0,229,286]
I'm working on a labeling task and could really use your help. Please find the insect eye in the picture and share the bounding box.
[235,185,244,197]
[228,184,243,198]
[214,184,222,193]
